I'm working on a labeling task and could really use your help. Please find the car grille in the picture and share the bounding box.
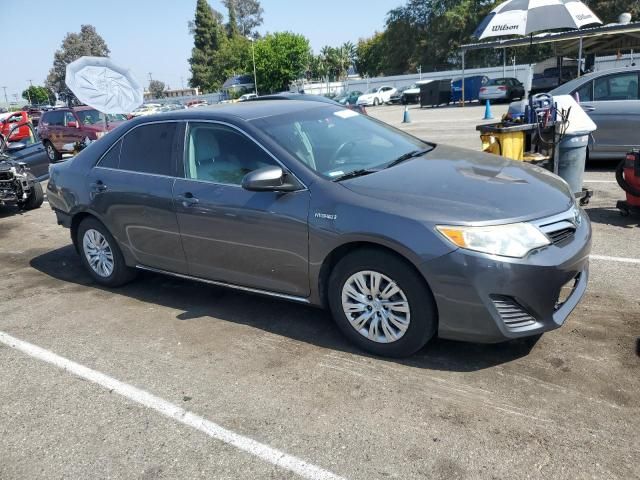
[0,170,14,182]
[534,207,580,246]
[490,295,537,329]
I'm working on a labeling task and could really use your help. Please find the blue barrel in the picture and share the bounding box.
[451,75,489,103]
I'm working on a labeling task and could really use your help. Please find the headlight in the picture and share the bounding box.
[436,222,550,258]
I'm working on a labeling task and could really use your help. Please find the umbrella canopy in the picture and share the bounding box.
[65,56,143,114]
[474,0,602,40]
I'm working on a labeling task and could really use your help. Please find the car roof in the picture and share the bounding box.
[132,99,334,124]
[551,66,640,95]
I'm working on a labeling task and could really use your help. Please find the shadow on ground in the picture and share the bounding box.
[29,245,540,373]
[585,206,640,228]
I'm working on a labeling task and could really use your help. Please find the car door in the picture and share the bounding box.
[62,111,83,151]
[5,123,49,180]
[579,72,640,158]
[87,121,189,274]
[173,121,310,297]
[43,110,65,150]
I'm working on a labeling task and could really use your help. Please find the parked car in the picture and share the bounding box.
[129,103,162,118]
[335,91,363,106]
[186,100,209,108]
[238,93,258,102]
[47,101,590,357]
[0,111,31,142]
[158,103,187,112]
[38,107,127,161]
[531,67,577,94]
[479,78,525,102]
[356,86,397,106]
[0,122,51,181]
[550,67,640,160]
[393,82,429,105]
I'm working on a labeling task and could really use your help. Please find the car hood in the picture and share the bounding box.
[340,145,574,225]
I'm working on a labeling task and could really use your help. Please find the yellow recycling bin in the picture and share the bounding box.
[476,123,536,162]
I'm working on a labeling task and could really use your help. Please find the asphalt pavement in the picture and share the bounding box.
[0,103,638,479]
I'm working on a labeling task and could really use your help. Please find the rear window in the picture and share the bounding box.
[119,122,177,176]
[487,79,508,86]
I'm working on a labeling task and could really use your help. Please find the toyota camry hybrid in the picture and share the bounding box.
[47,101,591,357]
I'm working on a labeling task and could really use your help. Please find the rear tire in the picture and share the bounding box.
[18,174,44,210]
[373,98,380,106]
[77,217,137,287]
[44,140,61,161]
[328,249,437,357]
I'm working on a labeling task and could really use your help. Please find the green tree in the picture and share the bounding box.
[188,0,227,92]
[45,25,110,105]
[225,0,240,38]
[22,85,55,105]
[355,33,388,77]
[223,0,264,36]
[148,80,166,99]
[253,32,311,93]
[585,0,640,23]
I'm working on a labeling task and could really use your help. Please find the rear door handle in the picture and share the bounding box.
[178,192,199,207]
[90,181,107,192]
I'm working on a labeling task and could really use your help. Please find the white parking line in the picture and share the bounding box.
[590,254,640,265]
[0,331,345,480]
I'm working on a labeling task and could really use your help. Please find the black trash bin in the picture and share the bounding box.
[557,132,590,194]
[420,80,451,107]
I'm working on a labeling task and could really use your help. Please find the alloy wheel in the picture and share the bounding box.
[82,228,115,278]
[46,143,56,161]
[341,270,411,344]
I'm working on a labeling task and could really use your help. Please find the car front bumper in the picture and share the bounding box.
[421,210,592,343]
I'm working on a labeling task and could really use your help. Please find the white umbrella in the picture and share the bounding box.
[65,56,143,114]
[474,0,602,40]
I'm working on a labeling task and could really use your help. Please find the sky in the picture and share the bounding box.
[1,0,395,103]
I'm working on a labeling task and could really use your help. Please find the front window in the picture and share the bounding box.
[254,106,433,179]
[76,109,127,125]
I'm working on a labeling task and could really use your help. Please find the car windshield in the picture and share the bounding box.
[253,106,433,179]
[76,110,127,124]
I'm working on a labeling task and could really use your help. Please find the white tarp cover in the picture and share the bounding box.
[65,56,143,114]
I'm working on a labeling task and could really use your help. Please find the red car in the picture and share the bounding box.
[0,111,32,142]
[38,106,127,160]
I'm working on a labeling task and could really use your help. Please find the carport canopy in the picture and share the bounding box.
[458,21,640,102]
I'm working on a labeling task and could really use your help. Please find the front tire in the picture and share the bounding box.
[18,174,44,210]
[44,140,61,161]
[373,98,380,106]
[328,249,437,357]
[77,217,137,287]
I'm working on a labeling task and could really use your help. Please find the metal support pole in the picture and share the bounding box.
[577,37,583,78]
[503,48,506,78]
[461,50,466,106]
[251,39,258,95]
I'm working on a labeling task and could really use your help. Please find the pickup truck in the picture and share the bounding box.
[531,67,577,94]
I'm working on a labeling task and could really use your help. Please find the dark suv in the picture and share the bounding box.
[38,107,127,161]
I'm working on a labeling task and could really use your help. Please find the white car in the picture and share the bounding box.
[129,103,162,117]
[238,93,258,102]
[356,86,397,106]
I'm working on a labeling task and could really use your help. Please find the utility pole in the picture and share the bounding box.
[28,79,33,87]
[180,76,185,89]
[148,72,153,84]
[1,86,8,106]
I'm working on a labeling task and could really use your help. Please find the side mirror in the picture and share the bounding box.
[68,121,78,128]
[7,142,27,152]
[242,165,301,192]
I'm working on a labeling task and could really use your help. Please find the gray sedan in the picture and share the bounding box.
[550,67,640,160]
[47,101,590,357]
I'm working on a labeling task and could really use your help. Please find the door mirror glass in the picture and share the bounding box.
[241,165,299,192]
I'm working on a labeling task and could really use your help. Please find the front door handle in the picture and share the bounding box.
[178,192,199,207]
[582,106,596,112]
[90,181,107,192]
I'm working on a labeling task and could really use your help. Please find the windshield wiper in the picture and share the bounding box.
[332,168,379,182]
[384,148,433,169]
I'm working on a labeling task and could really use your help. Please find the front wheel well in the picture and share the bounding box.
[318,242,435,311]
